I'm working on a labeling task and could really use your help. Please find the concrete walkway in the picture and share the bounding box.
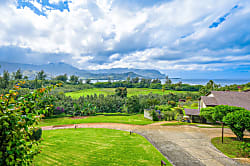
[42,123,250,166]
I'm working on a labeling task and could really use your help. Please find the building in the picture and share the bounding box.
[184,108,201,123]
[184,90,250,123]
[199,91,250,111]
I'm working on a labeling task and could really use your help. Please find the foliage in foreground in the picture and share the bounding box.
[0,83,55,165]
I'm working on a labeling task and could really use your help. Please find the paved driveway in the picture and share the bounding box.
[42,123,250,166]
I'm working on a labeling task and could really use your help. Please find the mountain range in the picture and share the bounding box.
[0,61,166,80]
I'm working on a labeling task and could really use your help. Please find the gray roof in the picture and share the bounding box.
[184,109,200,115]
[201,91,250,110]
[201,96,217,106]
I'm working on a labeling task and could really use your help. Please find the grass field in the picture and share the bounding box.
[65,88,197,99]
[33,128,171,166]
[211,137,250,158]
[38,114,154,127]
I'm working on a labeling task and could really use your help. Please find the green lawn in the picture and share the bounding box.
[33,128,171,166]
[183,106,198,109]
[211,137,250,158]
[38,114,154,127]
[65,88,197,99]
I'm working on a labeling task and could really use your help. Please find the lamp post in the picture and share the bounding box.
[216,121,224,144]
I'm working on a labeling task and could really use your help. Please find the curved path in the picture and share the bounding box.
[42,123,250,166]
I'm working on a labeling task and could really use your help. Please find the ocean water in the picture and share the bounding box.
[91,79,250,86]
[168,79,250,86]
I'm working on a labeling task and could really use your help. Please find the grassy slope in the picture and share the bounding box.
[65,88,197,99]
[38,114,154,127]
[211,137,250,158]
[33,128,171,166]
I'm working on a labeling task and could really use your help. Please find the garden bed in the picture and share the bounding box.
[211,137,250,158]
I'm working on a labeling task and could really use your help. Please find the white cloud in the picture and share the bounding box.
[0,0,249,75]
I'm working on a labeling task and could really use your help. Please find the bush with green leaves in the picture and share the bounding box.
[163,111,177,121]
[200,107,215,122]
[223,110,250,141]
[238,142,250,157]
[155,105,172,112]
[49,90,200,116]
[0,83,56,165]
[126,96,141,113]
[150,110,159,121]
[115,87,127,98]
[30,128,43,141]
[201,105,250,140]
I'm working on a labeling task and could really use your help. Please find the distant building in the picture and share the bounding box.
[199,91,250,111]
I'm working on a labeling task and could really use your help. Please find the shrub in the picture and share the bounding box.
[191,102,198,107]
[168,100,176,107]
[155,105,172,112]
[150,110,159,121]
[31,128,42,141]
[115,87,127,98]
[223,110,250,141]
[200,107,215,122]
[163,111,177,121]
[239,142,250,158]
[0,84,56,165]
[174,107,184,115]
[126,96,141,113]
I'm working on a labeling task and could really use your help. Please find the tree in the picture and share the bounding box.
[70,75,79,84]
[152,78,161,84]
[199,80,220,95]
[2,70,10,88]
[126,76,131,83]
[127,96,140,113]
[37,70,47,80]
[13,69,22,80]
[140,78,146,87]
[132,77,139,83]
[55,74,67,82]
[212,105,241,122]
[85,79,91,84]
[115,87,127,98]
[200,107,215,122]
[201,105,250,140]
[165,76,172,85]
[24,76,29,80]
[223,110,250,141]
[108,77,112,83]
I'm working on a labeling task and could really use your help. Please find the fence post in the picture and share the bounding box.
[161,160,166,166]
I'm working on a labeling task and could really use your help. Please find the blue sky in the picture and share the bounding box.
[0,0,250,79]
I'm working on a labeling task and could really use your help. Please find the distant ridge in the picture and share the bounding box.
[0,61,165,80]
